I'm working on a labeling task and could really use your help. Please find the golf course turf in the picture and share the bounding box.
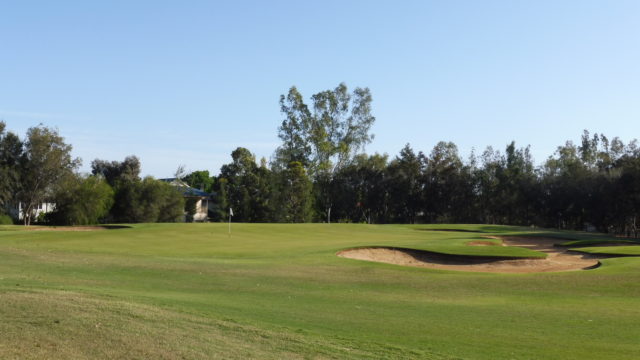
[1,223,639,359]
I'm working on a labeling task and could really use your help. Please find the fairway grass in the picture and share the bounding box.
[1,223,639,359]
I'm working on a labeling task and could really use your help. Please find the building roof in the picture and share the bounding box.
[159,178,212,198]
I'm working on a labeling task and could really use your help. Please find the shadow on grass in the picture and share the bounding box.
[559,239,640,247]
[417,228,483,233]
[100,225,132,230]
[341,246,538,263]
[416,225,526,233]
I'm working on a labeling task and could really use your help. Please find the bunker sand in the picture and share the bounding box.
[337,237,608,273]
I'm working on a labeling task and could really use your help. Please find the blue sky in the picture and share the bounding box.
[1,1,639,177]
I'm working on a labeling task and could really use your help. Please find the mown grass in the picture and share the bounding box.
[570,246,640,256]
[1,223,639,359]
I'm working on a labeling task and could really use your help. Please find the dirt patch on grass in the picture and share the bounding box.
[21,225,130,231]
[467,240,499,246]
[337,237,609,273]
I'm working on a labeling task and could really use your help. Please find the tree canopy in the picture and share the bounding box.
[276,83,376,222]
[18,125,81,225]
[3,93,640,238]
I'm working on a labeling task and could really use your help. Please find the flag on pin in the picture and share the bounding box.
[229,208,234,217]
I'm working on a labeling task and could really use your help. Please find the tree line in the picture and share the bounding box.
[1,83,639,236]
[204,83,640,236]
[205,132,640,237]
[0,123,184,225]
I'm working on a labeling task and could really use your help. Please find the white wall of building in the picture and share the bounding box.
[9,202,56,221]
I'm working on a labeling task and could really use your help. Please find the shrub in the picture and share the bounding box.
[49,174,115,225]
[0,214,14,225]
[111,177,184,223]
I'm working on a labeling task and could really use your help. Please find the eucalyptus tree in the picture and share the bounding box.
[355,153,390,223]
[91,155,141,186]
[0,122,23,215]
[18,125,81,225]
[331,153,389,223]
[49,174,114,225]
[387,144,425,223]
[274,161,313,223]
[500,142,537,224]
[276,83,376,222]
[423,142,468,223]
[219,147,273,222]
[91,156,142,222]
[182,170,214,193]
[474,146,502,223]
[275,87,313,168]
[219,147,256,222]
[542,139,601,229]
[612,152,640,237]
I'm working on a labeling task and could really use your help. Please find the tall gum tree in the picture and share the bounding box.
[19,125,80,225]
[0,122,23,214]
[276,83,375,223]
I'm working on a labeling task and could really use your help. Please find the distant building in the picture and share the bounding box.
[7,202,56,222]
[160,178,214,222]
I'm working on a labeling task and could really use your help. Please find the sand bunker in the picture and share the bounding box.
[337,237,608,273]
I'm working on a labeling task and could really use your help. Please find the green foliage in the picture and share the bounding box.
[387,144,426,224]
[211,177,229,221]
[35,211,49,224]
[0,122,23,211]
[275,87,312,168]
[274,162,313,223]
[330,153,389,224]
[91,155,141,186]
[218,147,273,222]
[92,155,185,223]
[422,141,476,223]
[184,197,198,222]
[49,174,114,225]
[18,125,81,225]
[182,170,214,193]
[0,214,13,225]
[111,177,185,223]
[276,83,376,222]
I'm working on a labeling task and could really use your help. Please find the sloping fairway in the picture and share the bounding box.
[1,224,640,359]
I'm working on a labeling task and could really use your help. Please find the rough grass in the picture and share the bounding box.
[1,223,640,359]
[2,290,437,359]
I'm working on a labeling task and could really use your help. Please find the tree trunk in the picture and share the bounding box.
[23,204,32,226]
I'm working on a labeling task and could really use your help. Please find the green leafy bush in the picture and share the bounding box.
[49,174,114,225]
[0,214,14,225]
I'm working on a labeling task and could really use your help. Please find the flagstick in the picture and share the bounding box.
[228,213,231,237]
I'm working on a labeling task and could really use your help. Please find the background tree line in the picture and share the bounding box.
[0,122,184,225]
[2,83,639,237]
[193,84,639,237]
[201,130,639,237]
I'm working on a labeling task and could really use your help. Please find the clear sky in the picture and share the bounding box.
[1,1,639,177]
